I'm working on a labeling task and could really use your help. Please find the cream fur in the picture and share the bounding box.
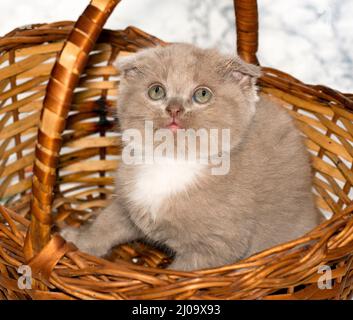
[128,159,206,220]
[62,43,323,271]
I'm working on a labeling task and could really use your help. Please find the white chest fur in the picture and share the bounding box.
[128,159,206,220]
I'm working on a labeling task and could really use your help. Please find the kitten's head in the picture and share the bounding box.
[116,43,261,151]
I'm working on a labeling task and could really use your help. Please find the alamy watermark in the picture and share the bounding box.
[17,265,32,290]
[121,121,231,175]
[317,265,332,290]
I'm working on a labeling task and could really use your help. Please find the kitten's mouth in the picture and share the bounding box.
[166,119,183,132]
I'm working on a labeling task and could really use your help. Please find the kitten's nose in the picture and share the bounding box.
[166,104,184,118]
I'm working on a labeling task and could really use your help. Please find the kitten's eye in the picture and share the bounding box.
[193,87,212,104]
[148,84,166,100]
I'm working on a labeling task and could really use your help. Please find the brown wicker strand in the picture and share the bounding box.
[234,0,259,64]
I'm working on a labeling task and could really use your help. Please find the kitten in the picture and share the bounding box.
[61,43,323,271]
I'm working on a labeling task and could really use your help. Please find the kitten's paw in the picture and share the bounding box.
[168,252,220,271]
[60,227,80,244]
[60,227,110,257]
[168,259,195,272]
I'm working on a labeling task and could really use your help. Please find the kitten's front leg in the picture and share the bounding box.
[61,201,141,257]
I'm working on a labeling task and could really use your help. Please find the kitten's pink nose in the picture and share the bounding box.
[166,104,184,118]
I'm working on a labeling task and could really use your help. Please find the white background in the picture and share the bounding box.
[0,0,352,92]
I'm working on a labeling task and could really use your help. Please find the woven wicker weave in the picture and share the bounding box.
[0,0,353,300]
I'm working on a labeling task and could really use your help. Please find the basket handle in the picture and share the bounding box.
[25,0,259,259]
[233,0,259,64]
[25,0,121,260]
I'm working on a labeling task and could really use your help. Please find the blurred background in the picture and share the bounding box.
[0,0,352,92]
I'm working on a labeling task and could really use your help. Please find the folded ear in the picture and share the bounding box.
[217,56,261,101]
[115,54,144,79]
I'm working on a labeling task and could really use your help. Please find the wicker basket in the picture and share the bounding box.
[0,0,353,300]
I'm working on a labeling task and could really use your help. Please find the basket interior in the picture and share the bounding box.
[1,22,353,268]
